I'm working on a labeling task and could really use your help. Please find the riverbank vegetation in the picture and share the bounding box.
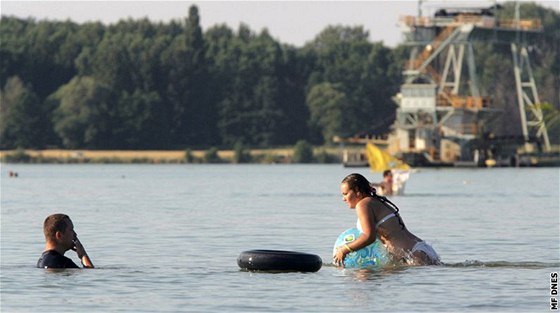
[0,140,347,164]
[1,2,559,153]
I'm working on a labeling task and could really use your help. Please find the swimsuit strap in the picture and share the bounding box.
[373,194,405,230]
[375,212,397,227]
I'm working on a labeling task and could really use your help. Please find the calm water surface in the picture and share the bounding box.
[1,164,559,312]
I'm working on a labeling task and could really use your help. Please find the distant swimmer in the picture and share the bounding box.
[371,170,394,196]
[37,214,94,269]
[371,169,410,196]
[333,173,440,267]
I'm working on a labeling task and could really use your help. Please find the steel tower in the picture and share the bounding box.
[389,2,549,166]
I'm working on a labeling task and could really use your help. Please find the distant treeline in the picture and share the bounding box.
[1,3,558,150]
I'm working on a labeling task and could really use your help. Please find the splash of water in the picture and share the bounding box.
[444,260,560,269]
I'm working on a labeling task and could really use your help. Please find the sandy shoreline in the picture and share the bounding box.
[0,147,346,163]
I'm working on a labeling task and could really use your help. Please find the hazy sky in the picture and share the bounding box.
[1,1,558,47]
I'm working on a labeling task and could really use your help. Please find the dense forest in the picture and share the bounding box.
[0,3,558,150]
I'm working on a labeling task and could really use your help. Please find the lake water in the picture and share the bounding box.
[1,164,558,312]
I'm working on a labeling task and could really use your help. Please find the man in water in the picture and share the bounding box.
[371,170,394,196]
[37,214,94,269]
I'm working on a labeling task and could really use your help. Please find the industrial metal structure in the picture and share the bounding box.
[388,2,550,166]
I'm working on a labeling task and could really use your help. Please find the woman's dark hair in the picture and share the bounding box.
[342,173,405,229]
[341,173,374,196]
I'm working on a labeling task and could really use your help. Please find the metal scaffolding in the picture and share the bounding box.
[390,3,549,166]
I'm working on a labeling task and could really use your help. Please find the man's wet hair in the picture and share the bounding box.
[43,214,70,241]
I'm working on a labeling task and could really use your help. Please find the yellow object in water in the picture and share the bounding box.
[365,143,410,172]
[485,159,497,167]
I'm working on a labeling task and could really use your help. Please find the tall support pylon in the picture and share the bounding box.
[440,42,480,98]
[440,44,465,95]
[466,43,480,98]
[393,4,548,166]
[511,43,551,151]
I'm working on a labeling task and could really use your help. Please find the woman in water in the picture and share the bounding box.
[333,173,440,266]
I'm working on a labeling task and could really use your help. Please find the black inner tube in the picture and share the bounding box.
[237,250,322,272]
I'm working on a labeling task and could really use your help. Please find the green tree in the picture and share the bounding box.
[50,76,116,148]
[184,148,195,163]
[203,147,221,163]
[306,82,347,143]
[0,76,45,148]
[113,89,164,149]
[292,140,314,163]
[233,141,252,163]
[303,26,398,142]
[160,5,213,147]
[541,102,560,144]
[2,4,557,151]
[360,43,399,133]
[217,26,287,147]
[0,17,29,89]
[277,46,312,144]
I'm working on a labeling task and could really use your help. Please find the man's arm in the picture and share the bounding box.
[73,238,94,268]
[80,254,94,268]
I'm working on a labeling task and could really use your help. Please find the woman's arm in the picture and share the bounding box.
[350,200,377,251]
[333,199,377,266]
